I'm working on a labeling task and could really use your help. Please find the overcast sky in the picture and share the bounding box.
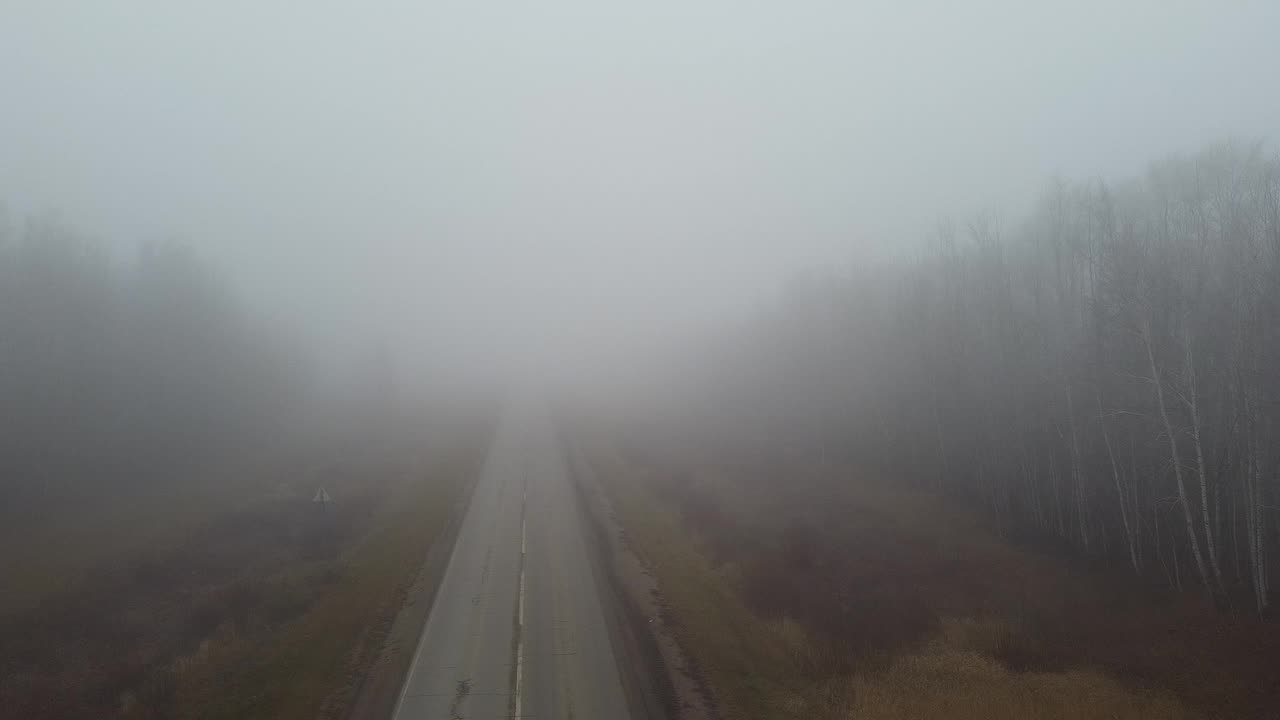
[4,1,1280,376]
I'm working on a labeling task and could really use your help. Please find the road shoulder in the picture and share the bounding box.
[344,440,488,720]
[563,425,715,720]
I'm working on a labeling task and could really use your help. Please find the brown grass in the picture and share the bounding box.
[579,419,1280,720]
[167,450,472,719]
[838,639,1190,720]
[590,449,808,719]
[0,414,491,720]
[0,475,248,615]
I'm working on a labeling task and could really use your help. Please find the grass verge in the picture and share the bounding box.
[167,447,473,719]
[580,428,1215,720]
[1,414,491,720]
[586,446,807,719]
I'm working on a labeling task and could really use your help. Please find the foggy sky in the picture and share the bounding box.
[4,1,1280,379]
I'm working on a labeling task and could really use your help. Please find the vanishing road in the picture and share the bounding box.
[393,400,631,719]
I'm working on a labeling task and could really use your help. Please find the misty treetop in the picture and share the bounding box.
[0,214,301,505]
[698,141,1279,614]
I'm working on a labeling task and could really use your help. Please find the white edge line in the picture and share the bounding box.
[390,529,463,717]
[390,446,498,718]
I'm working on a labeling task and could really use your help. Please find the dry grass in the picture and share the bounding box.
[825,617,1190,719]
[592,449,809,719]
[580,425,1230,720]
[168,452,471,719]
[0,414,491,720]
[836,640,1190,720]
[0,475,248,615]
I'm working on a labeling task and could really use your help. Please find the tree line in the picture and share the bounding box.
[695,141,1278,614]
[0,212,302,508]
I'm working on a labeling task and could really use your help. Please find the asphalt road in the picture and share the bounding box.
[392,400,630,719]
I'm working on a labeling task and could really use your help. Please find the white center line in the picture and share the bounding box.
[514,512,527,718]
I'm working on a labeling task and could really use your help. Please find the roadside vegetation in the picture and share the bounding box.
[678,141,1280,614]
[167,423,486,720]
[567,141,1280,718]
[0,412,489,720]
[577,416,1280,719]
[0,213,493,718]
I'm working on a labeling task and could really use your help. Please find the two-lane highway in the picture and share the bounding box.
[393,401,630,719]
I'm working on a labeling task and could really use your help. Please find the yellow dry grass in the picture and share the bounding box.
[585,438,1198,720]
[832,630,1192,720]
[163,443,482,720]
[591,449,808,719]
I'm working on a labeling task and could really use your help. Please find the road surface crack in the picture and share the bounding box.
[448,678,471,720]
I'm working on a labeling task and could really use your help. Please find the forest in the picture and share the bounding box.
[0,213,302,511]
[693,141,1279,614]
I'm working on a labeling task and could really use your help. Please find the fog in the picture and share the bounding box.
[8,6,1280,715]
[4,1,1280,382]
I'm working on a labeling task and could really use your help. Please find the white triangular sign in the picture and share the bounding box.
[313,487,331,503]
